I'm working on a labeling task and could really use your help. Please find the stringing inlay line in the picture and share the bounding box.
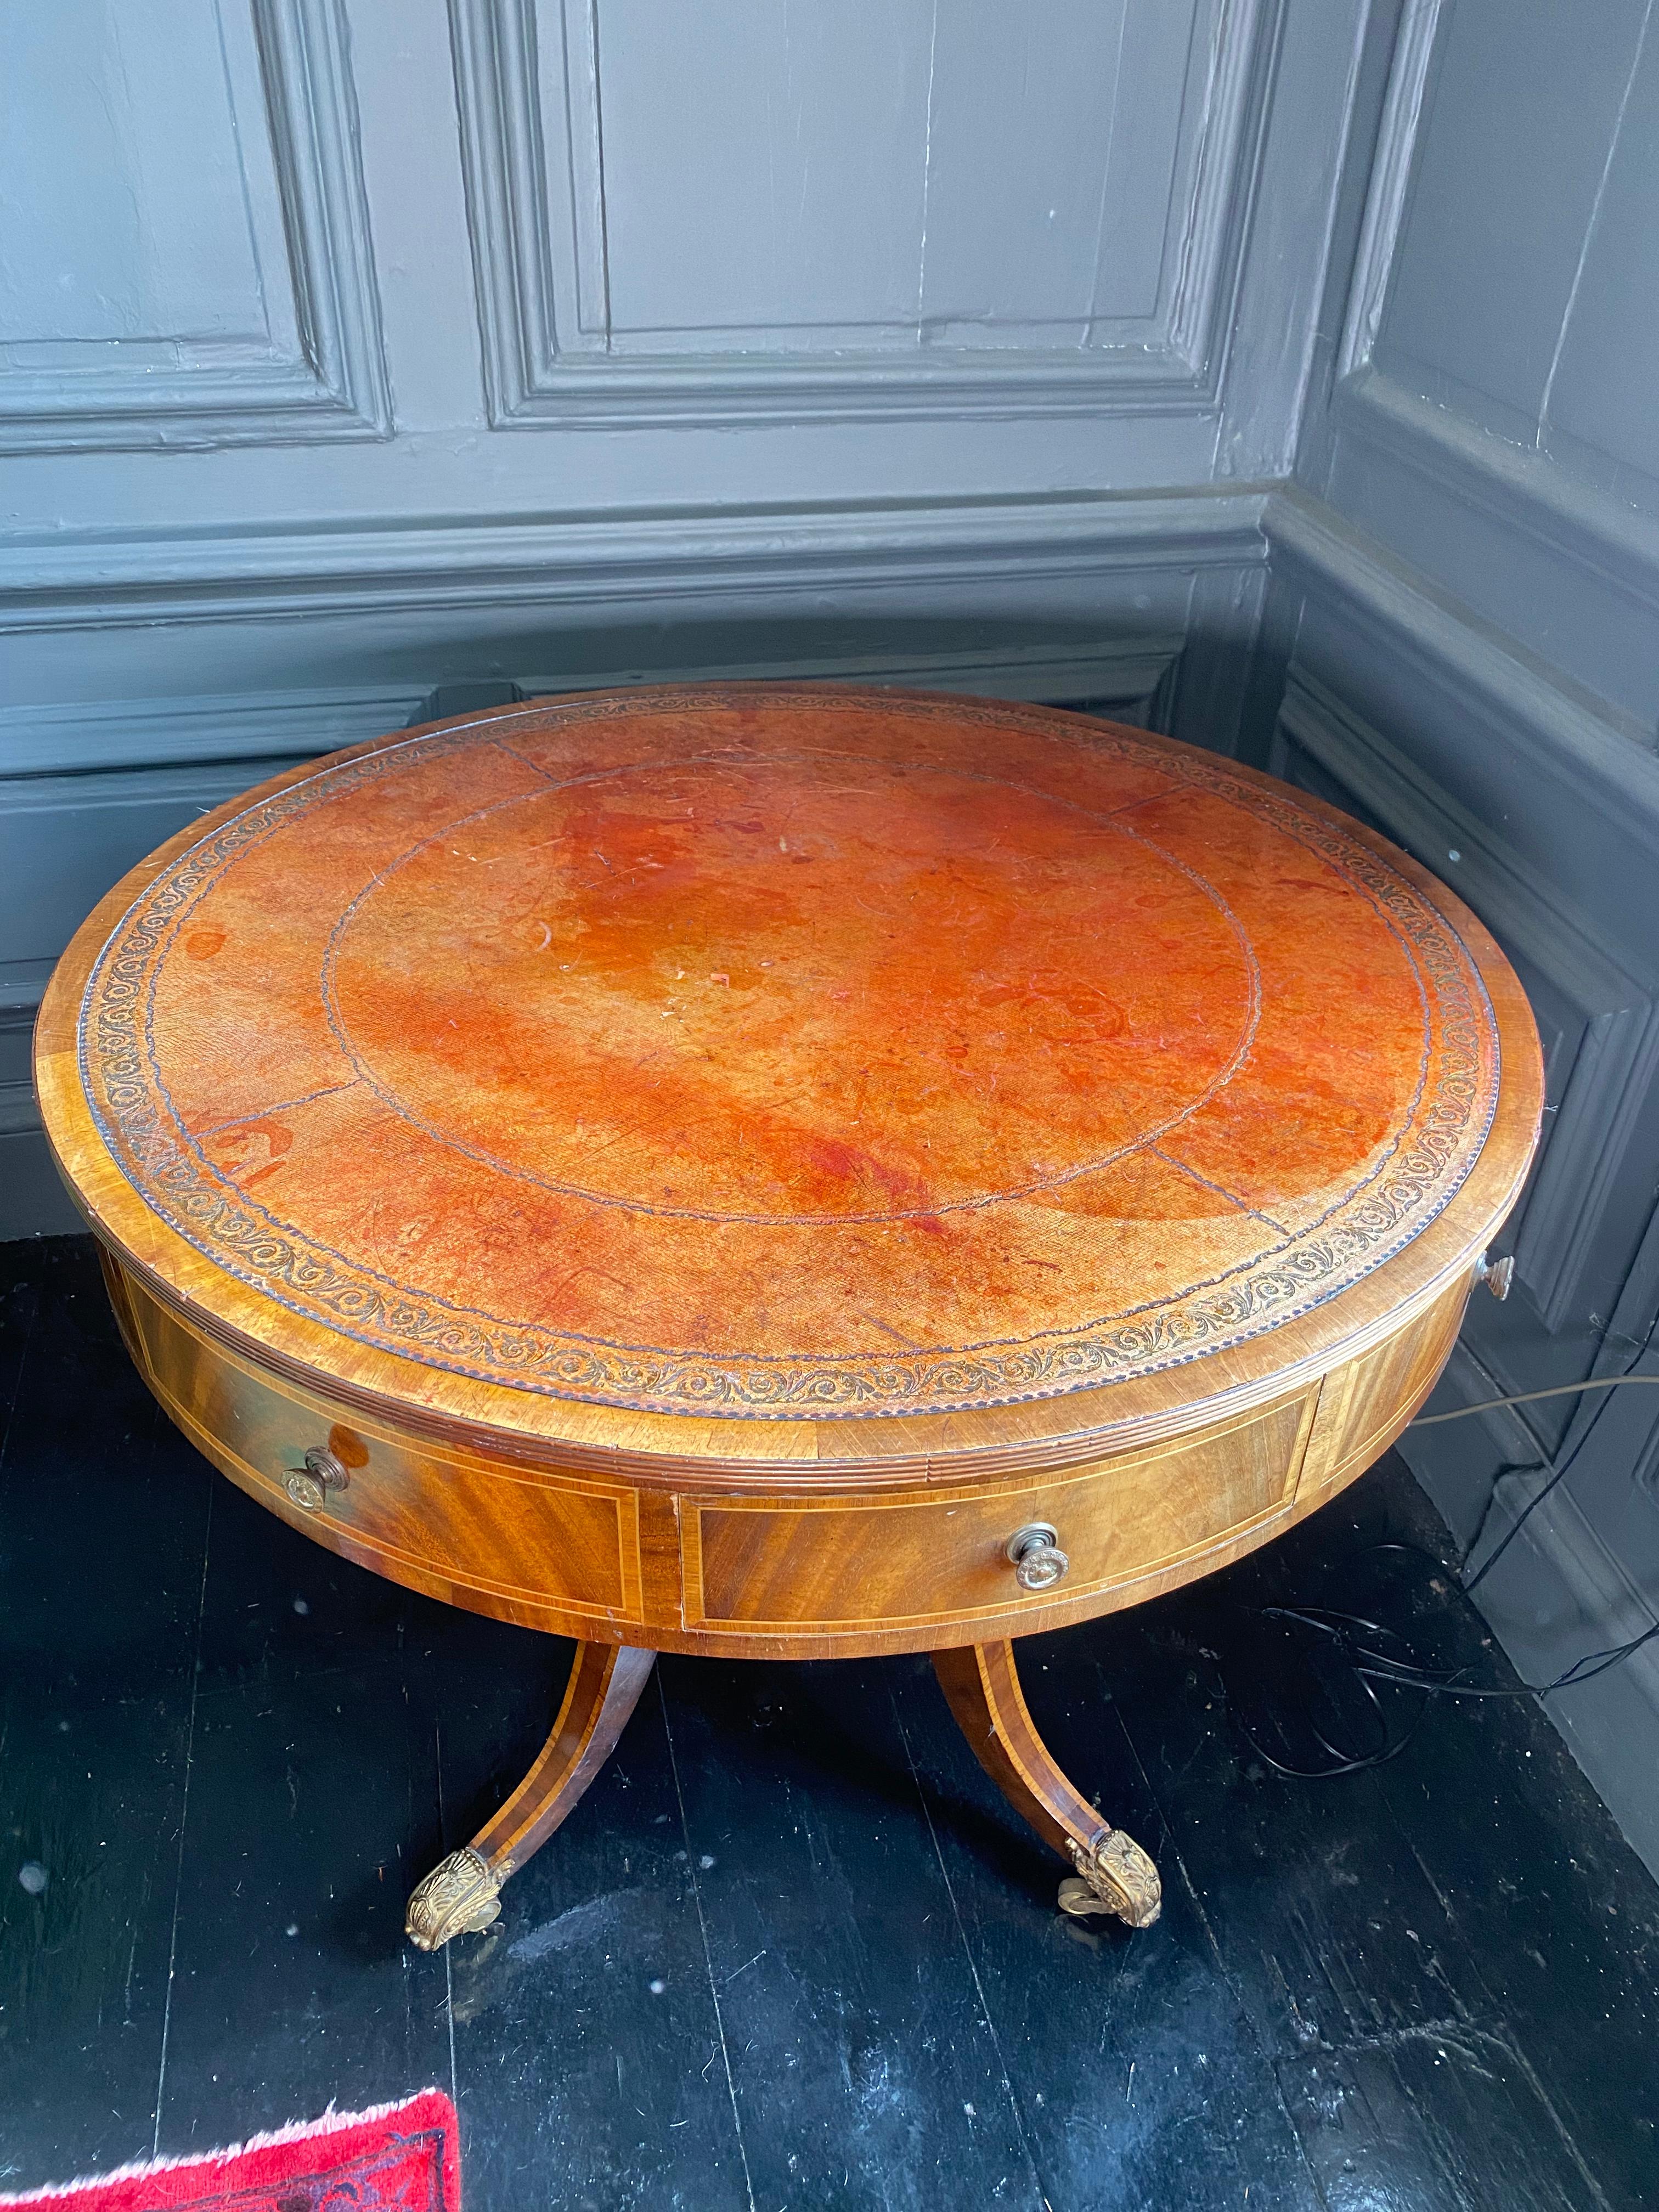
[1148,1147,1293,1238]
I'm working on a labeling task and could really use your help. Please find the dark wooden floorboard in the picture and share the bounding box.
[149,1654,453,2153]
[0,1247,44,1460]
[0,1678,193,2183]
[656,1651,1046,2212]
[0,1242,210,2185]
[4,1238,1658,2210]
[887,1657,1324,2211]
[1060,1477,1659,2210]
[427,1643,754,2212]
[0,1243,204,1698]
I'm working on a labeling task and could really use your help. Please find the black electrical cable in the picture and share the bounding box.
[1465,1306,1659,1589]
[1408,1374,1659,1426]
[1226,1592,1438,1779]
[1223,1523,1659,1779]
[1273,1600,1659,1698]
[1414,1320,1659,1598]
[1221,1326,1659,1779]
[1462,1459,1559,1594]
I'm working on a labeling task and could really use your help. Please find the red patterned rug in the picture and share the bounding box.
[0,2091,459,2212]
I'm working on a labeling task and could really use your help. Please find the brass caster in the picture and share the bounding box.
[1057,1829,1162,1928]
[406,1846,505,1950]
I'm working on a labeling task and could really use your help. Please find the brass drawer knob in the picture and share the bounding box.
[284,1446,349,1513]
[1007,1522,1069,1591]
[1474,1251,1515,1301]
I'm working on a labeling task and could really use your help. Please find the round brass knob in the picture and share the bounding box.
[303,1444,349,1491]
[1006,1522,1069,1591]
[283,1446,349,1514]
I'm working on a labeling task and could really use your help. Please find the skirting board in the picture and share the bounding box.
[1400,1339,1659,1887]
[0,488,1269,630]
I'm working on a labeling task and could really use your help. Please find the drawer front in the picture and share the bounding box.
[1299,1278,1468,1499]
[684,1389,1318,1635]
[117,1265,641,1624]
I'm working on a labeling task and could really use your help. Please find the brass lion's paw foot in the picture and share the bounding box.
[406,1847,504,1950]
[1058,1829,1161,1928]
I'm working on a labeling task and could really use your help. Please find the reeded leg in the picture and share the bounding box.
[934,1640,1161,1928]
[407,1641,657,1950]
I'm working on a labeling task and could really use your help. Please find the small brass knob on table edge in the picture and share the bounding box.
[1474,1251,1515,1301]
[284,1445,349,1513]
[1006,1522,1069,1592]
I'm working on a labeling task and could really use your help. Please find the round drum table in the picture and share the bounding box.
[35,685,1542,1949]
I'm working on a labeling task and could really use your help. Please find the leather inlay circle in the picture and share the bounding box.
[78,689,1500,1419]
[322,757,1260,1223]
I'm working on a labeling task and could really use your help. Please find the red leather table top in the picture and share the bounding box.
[67,686,1505,1423]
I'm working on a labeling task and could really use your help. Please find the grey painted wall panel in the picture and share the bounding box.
[1273,517,1659,976]
[1214,0,1374,482]
[0,486,1256,714]
[594,0,933,337]
[1261,536,1659,1874]
[1308,0,1659,729]
[1322,408,1659,729]
[918,0,1159,329]
[0,0,1331,514]
[1280,0,1659,1872]
[1545,16,1659,500]
[2,0,285,352]
[1375,0,1647,442]
[0,0,392,450]
[450,0,1271,421]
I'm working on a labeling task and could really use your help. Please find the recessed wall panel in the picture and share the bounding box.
[1544,26,1659,499]
[593,0,929,338]
[1,0,288,358]
[453,0,1268,420]
[0,0,390,450]
[1373,0,1646,441]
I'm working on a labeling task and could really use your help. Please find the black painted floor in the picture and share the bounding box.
[2,1236,1656,2211]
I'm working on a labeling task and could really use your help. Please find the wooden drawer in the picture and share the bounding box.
[104,1250,1468,1656]
[112,1262,642,1627]
[682,1387,1319,1636]
[1300,1277,1469,1499]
